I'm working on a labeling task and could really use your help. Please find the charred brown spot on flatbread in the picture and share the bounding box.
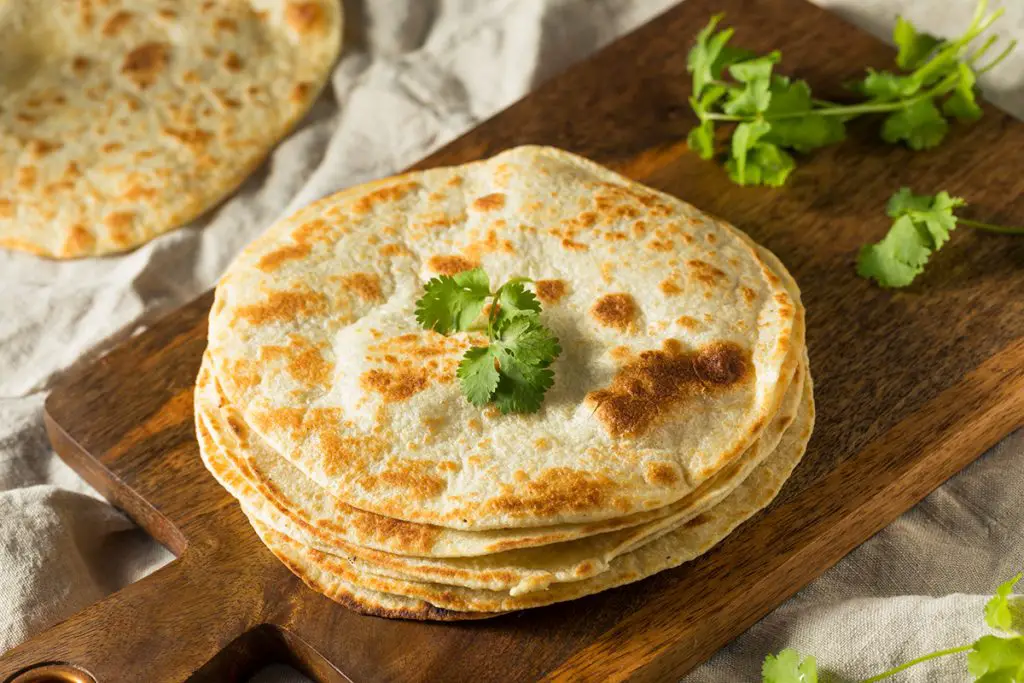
[284,339,333,387]
[534,279,567,304]
[214,18,238,33]
[687,259,728,286]
[692,341,750,387]
[222,51,244,72]
[587,339,752,438]
[104,211,136,246]
[349,512,441,555]
[286,1,327,34]
[684,513,711,528]
[71,55,91,74]
[290,81,312,104]
[102,10,133,36]
[235,288,328,325]
[353,182,419,214]
[62,225,95,255]
[472,193,506,211]
[335,272,384,303]
[360,368,430,402]
[292,218,337,247]
[428,255,478,275]
[644,461,682,486]
[257,243,313,272]
[485,467,615,518]
[463,229,515,261]
[27,140,61,158]
[591,293,637,331]
[16,167,37,190]
[160,126,212,153]
[225,414,249,445]
[659,278,682,296]
[122,43,170,89]
[375,460,447,500]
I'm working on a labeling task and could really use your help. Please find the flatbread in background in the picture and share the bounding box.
[248,372,815,617]
[206,145,801,530]
[0,0,342,258]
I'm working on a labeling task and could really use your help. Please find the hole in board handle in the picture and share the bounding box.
[7,663,97,683]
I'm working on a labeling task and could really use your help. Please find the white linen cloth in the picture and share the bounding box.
[1,1,1021,680]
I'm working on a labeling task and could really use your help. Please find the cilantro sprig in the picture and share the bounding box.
[762,572,1024,682]
[857,188,1024,288]
[687,0,1016,186]
[415,268,561,413]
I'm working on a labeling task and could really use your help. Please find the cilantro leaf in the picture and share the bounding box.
[886,186,936,216]
[727,128,795,188]
[491,363,555,414]
[420,270,560,413]
[986,573,1024,634]
[687,15,735,98]
[881,99,950,150]
[750,143,797,187]
[762,79,846,152]
[888,188,965,247]
[495,282,541,322]
[723,53,779,116]
[729,53,781,83]
[714,45,758,77]
[492,316,561,368]
[857,216,931,288]
[414,268,491,333]
[491,305,560,410]
[687,85,727,159]
[762,648,818,683]
[855,69,923,100]
[489,316,560,414]
[967,635,1024,680]
[687,120,716,160]
[894,15,943,70]
[858,187,1023,287]
[726,120,771,185]
[687,7,1014,187]
[943,62,983,121]
[457,345,500,406]
[858,188,966,288]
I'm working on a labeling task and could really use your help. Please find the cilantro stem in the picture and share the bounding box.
[976,39,1018,74]
[858,644,973,683]
[958,217,1024,234]
[968,34,1000,65]
[703,69,963,125]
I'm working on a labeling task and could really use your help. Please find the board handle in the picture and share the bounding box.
[0,546,266,683]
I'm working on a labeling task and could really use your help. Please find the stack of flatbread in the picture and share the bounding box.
[0,0,341,258]
[195,146,814,619]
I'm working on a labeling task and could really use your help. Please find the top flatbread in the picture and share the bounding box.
[0,0,342,258]
[207,146,800,529]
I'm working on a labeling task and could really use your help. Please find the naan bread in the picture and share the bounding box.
[206,146,801,529]
[248,371,814,616]
[0,0,342,258]
[196,354,804,593]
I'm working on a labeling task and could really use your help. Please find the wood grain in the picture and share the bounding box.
[2,0,1023,680]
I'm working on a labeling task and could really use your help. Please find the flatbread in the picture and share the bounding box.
[0,0,342,258]
[206,145,801,529]
[248,369,814,616]
[196,353,804,593]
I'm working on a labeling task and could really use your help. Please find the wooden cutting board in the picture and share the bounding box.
[4,0,1024,680]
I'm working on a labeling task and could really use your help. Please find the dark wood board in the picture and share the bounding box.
[3,0,1024,680]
